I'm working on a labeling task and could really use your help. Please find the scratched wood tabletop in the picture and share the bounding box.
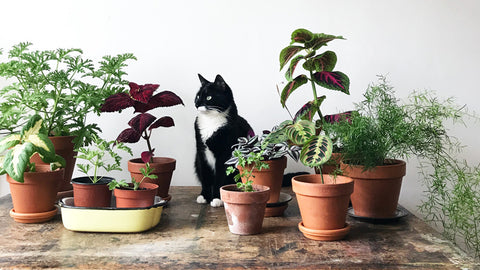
[0,186,478,269]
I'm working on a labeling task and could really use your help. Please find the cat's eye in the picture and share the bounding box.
[206,96,212,101]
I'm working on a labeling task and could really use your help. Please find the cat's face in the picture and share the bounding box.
[195,74,233,113]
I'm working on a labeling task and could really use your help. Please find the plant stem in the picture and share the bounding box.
[309,70,324,122]
[143,129,154,163]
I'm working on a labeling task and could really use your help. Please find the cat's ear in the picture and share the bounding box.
[214,74,227,89]
[198,74,209,86]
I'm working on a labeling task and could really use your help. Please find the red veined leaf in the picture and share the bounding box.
[290,28,313,44]
[100,92,134,112]
[324,111,353,124]
[128,113,156,133]
[149,116,174,130]
[141,151,154,163]
[116,128,142,143]
[312,71,350,94]
[280,74,308,107]
[303,51,337,72]
[285,55,304,82]
[134,91,184,113]
[279,45,304,70]
[294,96,326,122]
[305,33,345,50]
[129,82,159,104]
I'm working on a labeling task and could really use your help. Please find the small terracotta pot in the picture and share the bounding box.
[7,165,64,223]
[113,182,158,208]
[220,184,270,235]
[128,157,176,199]
[315,153,341,175]
[71,176,114,208]
[30,136,77,193]
[341,159,406,218]
[292,174,353,232]
[239,156,287,203]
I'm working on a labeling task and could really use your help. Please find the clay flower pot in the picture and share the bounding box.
[315,153,341,175]
[71,176,114,208]
[220,184,270,235]
[239,156,287,204]
[30,136,77,197]
[128,157,176,201]
[7,165,65,223]
[341,159,406,219]
[292,174,354,241]
[113,182,159,208]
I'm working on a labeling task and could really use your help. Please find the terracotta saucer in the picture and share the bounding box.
[265,193,292,217]
[298,222,350,241]
[10,207,58,224]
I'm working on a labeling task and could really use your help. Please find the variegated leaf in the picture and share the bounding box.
[279,46,304,70]
[300,135,333,167]
[294,96,326,122]
[305,33,345,50]
[286,120,315,145]
[280,75,308,107]
[285,55,304,82]
[21,114,46,139]
[290,28,314,44]
[24,133,56,161]
[302,51,337,72]
[4,142,36,183]
[312,71,350,94]
[0,134,21,153]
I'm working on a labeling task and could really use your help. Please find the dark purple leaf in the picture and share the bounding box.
[312,71,350,94]
[129,82,159,104]
[294,96,326,121]
[134,91,184,113]
[324,111,353,124]
[100,93,134,112]
[141,151,154,163]
[116,128,141,143]
[149,116,174,130]
[128,113,156,133]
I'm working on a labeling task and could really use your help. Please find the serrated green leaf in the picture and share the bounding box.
[290,28,314,44]
[280,75,308,107]
[305,33,345,50]
[300,135,333,167]
[285,55,304,82]
[302,51,337,72]
[279,46,304,70]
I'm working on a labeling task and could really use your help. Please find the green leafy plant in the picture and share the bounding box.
[75,135,132,183]
[265,28,351,176]
[0,42,136,148]
[108,163,158,191]
[226,151,269,192]
[0,114,65,183]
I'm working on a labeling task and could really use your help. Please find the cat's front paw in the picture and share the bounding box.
[196,195,207,204]
[210,198,224,207]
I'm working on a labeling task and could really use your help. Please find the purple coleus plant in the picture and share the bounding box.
[100,82,184,163]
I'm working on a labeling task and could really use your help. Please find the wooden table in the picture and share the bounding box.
[0,186,478,269]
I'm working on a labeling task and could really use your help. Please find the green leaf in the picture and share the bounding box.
[290,28,314,44]
[312,71,350,94]
[4,142,36,183]
[300,135,333,167]
[294,96,326,122]
[279,46,304,70]
[285,55,304,82]
[280,75,308,107]
[305,33,345,50]
[302,51,337,72]
[286,120,316,145]
[0,134,21,153]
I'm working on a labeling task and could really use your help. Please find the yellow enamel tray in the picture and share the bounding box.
[59,197,166,233]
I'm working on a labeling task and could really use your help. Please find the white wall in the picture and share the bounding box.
[1,0,479,218]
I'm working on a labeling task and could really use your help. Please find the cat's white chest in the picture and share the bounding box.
[196,108,229,171]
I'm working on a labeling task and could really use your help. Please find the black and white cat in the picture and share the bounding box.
[194,74,253,207]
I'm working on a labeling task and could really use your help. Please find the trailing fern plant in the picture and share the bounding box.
[0,42,136,148]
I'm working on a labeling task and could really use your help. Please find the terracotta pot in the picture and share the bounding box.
[220,184,270,235]
[6,165,64,223]
[113,182,158,208]
[128,157,176,200]
[30,136,77,193]
[341,159,406,218]
[315,153,341,175]
[292,174,353,234]
[71,176,114,208]
[239,156,287,203]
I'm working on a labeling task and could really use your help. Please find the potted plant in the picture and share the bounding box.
[101,82,183,201]
[0,114,65,223]
[222,154,270,235]
[225,129,300,216]
[264,28,354,240]
[108,163,159,208]
[325,76,470,219]
[72,136,132,208]
[0,42,136,196]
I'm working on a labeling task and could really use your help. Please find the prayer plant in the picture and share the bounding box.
[100,82,184,163]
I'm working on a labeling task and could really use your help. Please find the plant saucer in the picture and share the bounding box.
[298,222,350,241]
[161,194,172,202]
[265,193,292,217]
[347,206,408,223]
[10,207,58,224]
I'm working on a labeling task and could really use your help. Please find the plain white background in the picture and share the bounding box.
[0,0,479,219]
